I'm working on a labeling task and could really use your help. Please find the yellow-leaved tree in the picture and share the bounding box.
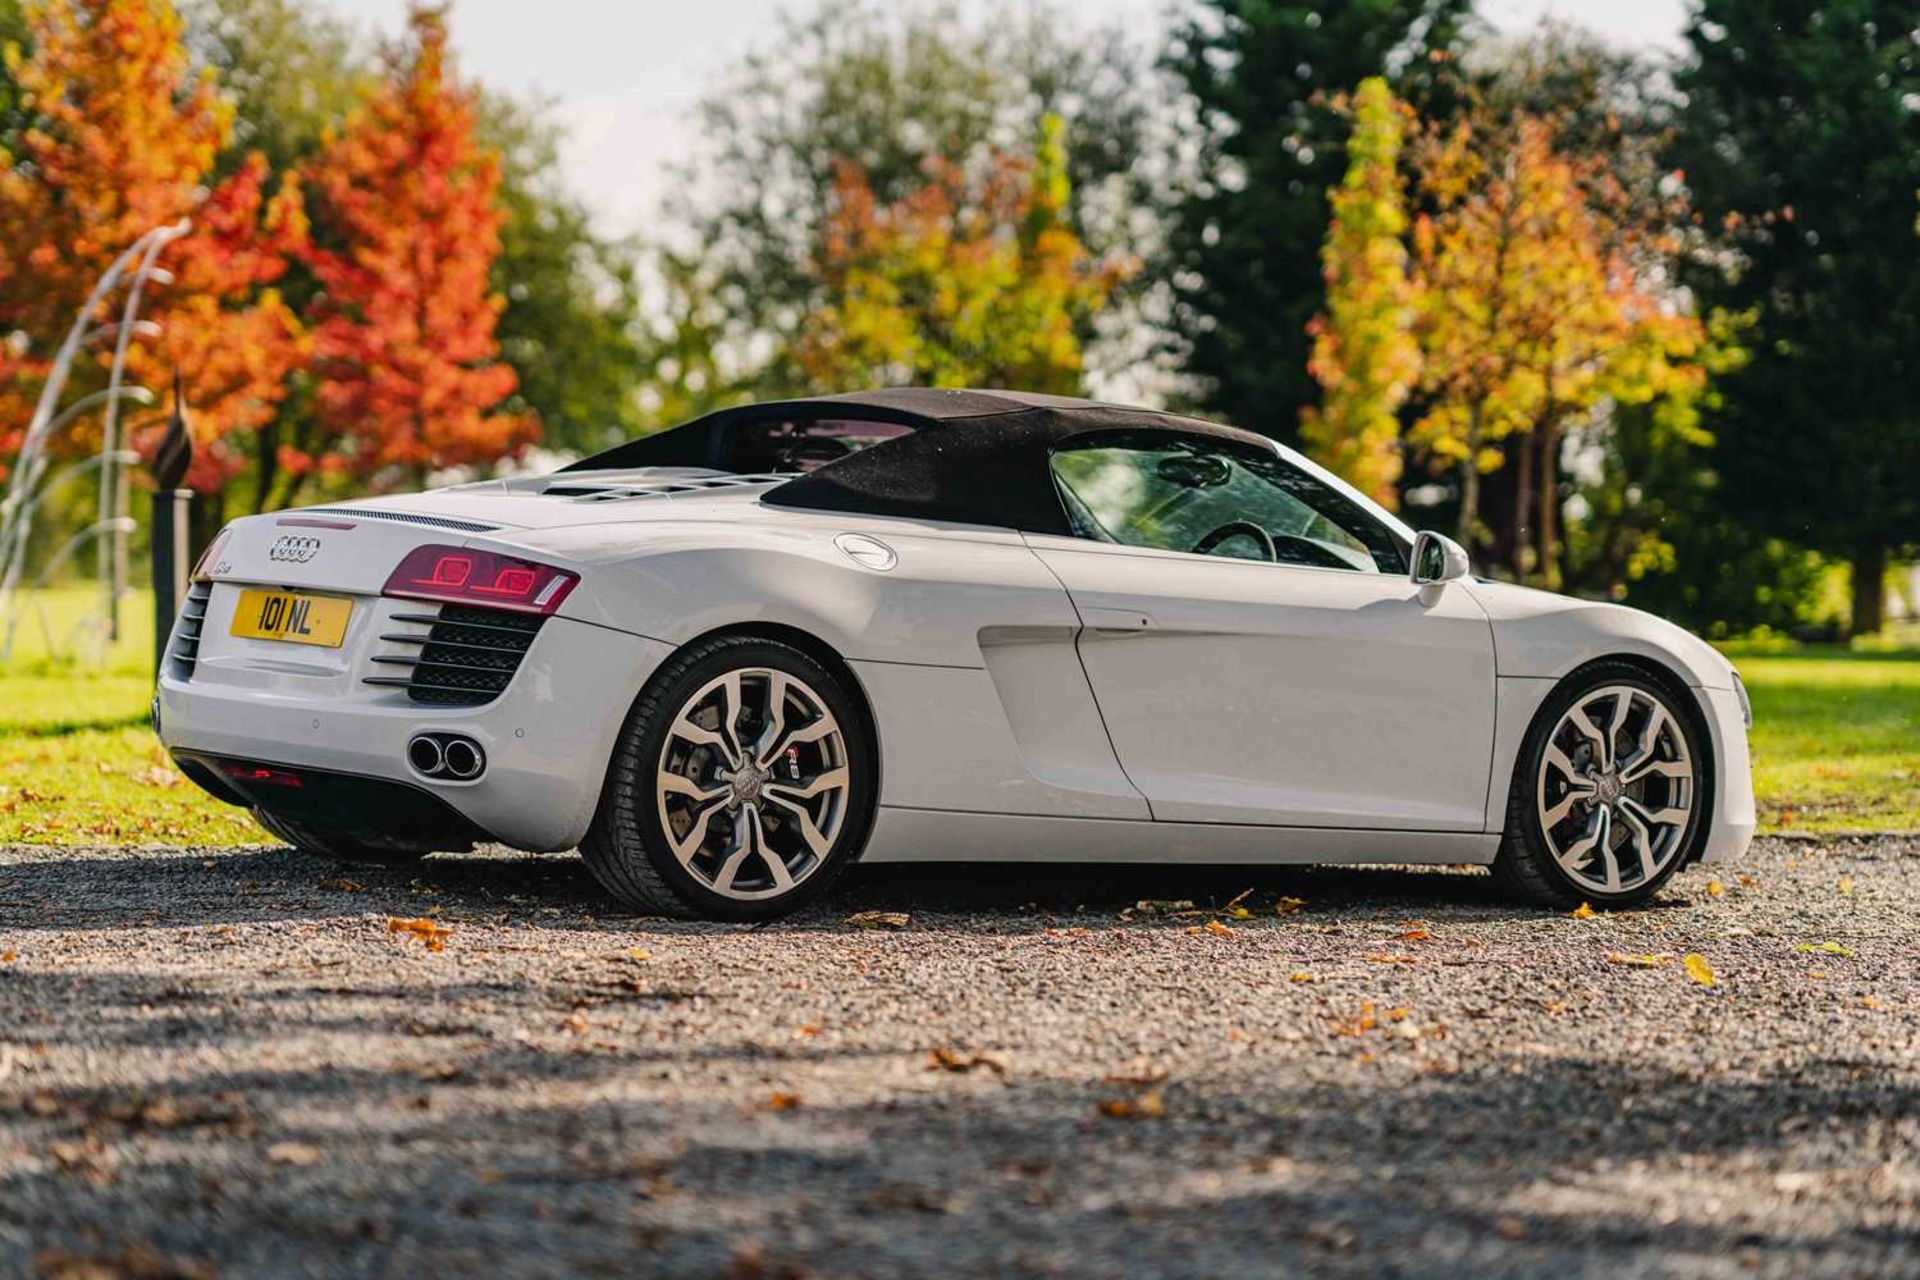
[1301,76,1420,511]
[1408,107,1706,584]
[792,115,1131,394]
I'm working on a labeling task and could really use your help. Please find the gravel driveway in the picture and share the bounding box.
[2,835,1915,1279]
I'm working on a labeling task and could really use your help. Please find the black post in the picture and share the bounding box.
[151,488,192,673]
[150,371,194,675]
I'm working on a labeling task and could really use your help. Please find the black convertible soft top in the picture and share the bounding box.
[561,388,1277,536]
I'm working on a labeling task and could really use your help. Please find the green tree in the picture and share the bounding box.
[1672,0,1920,635]
[1301,77,1419,509]
[480,95,645,455]
[669,0,1149,403]
[1159,0,1468,439]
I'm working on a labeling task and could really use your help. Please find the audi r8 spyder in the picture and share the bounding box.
[156,389,1755,920]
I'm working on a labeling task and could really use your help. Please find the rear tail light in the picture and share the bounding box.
[382,545,579,615]
[191,527,230,582]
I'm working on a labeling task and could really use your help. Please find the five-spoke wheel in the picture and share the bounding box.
[1495,663,1708,908]
[582,636,874,920]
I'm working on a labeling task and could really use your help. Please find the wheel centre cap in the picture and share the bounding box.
[727,764,770,806]
[1594,772,1624,805]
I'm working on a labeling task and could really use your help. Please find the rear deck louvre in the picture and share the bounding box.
[169,580,213,680]
[363,603,544,707]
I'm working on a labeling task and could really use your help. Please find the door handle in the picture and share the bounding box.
[1081,607,1154,633]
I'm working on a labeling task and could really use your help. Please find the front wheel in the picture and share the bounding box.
[581,635,876,921]
[1491,662,1710,909]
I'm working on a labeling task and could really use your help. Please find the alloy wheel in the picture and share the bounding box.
[1536,684,1695,896]
[654,667,851,901]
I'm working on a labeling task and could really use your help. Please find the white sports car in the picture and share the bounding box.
[156,389,1754,920]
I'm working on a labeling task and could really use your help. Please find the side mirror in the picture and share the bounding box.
[1411,530,1470,586]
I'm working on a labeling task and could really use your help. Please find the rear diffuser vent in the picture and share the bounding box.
[365,604,544,707]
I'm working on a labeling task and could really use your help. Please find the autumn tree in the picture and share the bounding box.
[1161,0,1469,439]
[0,0,302,485]
[792,116,1130,394]
[1300,77,1419,510]
[675,0,1149,407]
[1407,106,1706,583]
[295,5,527,497]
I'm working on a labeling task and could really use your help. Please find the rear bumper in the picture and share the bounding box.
[157,616,673,850]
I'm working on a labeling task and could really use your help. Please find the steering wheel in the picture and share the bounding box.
[1192,520,1276,561]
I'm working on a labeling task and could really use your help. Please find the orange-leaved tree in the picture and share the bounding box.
[1407,108,1705,582]
[1301,76,1420,511]
[296,4,527,495]
[792,114,1131,394]
[0,0,304,488]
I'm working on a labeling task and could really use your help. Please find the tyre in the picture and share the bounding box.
[1491,661,1711,909]
[253,809,429,866]
[581,635,877,921]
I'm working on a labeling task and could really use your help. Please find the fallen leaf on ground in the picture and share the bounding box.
[267,1141,323,1166]
[766,1091,802,1111]
[1134,899,1195,915]
[1606,952,1673,969]
[1860,996,1882,1011]
[1682,953,1717,986]
[795,1024,823,1038]
[1274,897,1307,916]
[1363,953,1418,965]
[1097,1089,1164,1120]
[1192,919,1232,937]
[626,947,651,962]
[1794,941,1855,958]
[1289,971,1316,983]
[1,950,14,965]
[1837,876,1855,896]
[1224,887,1255,910]
[926,1047,1008,1075]
[1103,1060,1169,1085]
[386,917,453,951]
[1706,879,1725,897]
[1570,902,1596,919]
[317,876,366,893]
[1330,1002,1378,1037]
[846,911,910,930]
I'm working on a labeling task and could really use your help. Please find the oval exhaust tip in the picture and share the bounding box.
[407,735,445,776]
[443,738,485,780]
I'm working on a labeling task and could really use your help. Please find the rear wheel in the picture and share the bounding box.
[581,635,875,921]
[1491,662,1709,909]
[253,809,429,867]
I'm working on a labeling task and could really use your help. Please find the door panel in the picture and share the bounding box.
[1028,535,1497,831]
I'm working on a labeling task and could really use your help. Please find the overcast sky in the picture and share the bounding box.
[317,0,1690,234]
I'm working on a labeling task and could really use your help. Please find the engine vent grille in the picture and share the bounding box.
[539,474,786,502]
[365,604,544,707]
[168,580,213,680]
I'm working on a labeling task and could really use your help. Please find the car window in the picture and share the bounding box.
[1048,433,1406,573]
[722,417,915,473]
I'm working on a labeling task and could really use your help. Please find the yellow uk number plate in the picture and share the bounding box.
[229,589,353,648]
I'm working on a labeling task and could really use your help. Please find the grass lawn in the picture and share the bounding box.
[1736,649,1920,833]
[2,586,1915,845]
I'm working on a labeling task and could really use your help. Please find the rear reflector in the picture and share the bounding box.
[220,762,303,788]
[382,545,578,615]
